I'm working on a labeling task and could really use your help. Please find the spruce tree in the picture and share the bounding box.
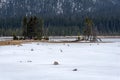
[84,18,94,41]
[22,16,27,39]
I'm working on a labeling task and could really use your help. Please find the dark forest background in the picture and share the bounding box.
[0,16,120,36]
[0,0,120,36]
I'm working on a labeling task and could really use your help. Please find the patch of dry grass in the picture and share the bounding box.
[0,40,40,46]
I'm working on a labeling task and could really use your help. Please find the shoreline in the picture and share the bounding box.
[0,39,115,46]
[0,36,120,46]
[0,40,41,46]
[98,36,120,38]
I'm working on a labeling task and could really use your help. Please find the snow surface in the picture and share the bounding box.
[0,39,120,80]
[0,37,13,41]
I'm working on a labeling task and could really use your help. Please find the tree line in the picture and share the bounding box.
[21,16,99,41]
[20,16,45,40]
[0,16,120,36]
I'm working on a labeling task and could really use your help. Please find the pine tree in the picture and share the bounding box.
[27,16,34,39]
[22,16,44,40]
[22,16,27,39]
[84,17,96,41]
[36,18,44,40]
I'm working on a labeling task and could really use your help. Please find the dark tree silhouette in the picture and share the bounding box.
[84,18,98,42]
[22,16,27,39]
[22,16,44,40]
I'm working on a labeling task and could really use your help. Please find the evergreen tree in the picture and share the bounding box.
[22,16,44,40]
[36,18,44,40]
[84,18,93,40]
[27,17,35,39]
[22,16,27,39]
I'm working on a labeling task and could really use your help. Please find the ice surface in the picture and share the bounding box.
[0,39,120,80]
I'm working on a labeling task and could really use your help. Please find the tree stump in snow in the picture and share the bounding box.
[27,60,32,63]
[37,43,39,45]
[31,49,34,51]
[53,61,59,65]
[60,49,63,53]
[72,69,78,71]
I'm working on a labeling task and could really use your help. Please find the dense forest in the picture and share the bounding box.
[0,16,120,36]
[0,0,120,36]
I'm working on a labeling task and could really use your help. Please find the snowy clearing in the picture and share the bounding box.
[0,37,13,41]
[0,39,120,80]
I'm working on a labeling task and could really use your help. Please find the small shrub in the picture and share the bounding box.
[34,37,38,40]
[72,68,78,71]
[37,43,39,45]
[31,48,34,51]
[60,49,63,52]
[53,61,59,65]
[13,35,18,40]
[27,60,32,63]
[44,37,49,40]
[19,61,23,63]
[77,36,80,41]
[67,44,70,47]
[19,37,24,40]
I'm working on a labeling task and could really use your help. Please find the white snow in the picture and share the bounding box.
[87,7,92,12]
[92,0,97,4]
[0,37,13,41]
[56,0,63,14]
[0,0,6,3]
[49,36,77,42]
[0,39,120,80]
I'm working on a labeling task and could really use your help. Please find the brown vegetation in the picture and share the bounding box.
[0,40,40,46]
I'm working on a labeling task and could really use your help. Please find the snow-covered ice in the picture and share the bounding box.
[0,39,120,80]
